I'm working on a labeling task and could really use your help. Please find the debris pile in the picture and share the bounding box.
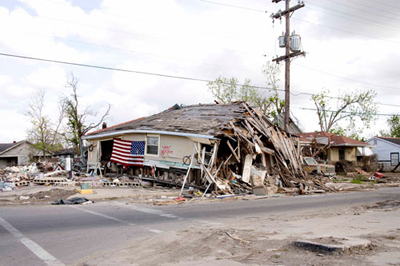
[196,102,335,196]
[0,162,74,192]
[0,160,141,193]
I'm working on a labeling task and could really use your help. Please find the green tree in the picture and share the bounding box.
[311,89,377,137]
[381,115,400,137]
[26,89,63,159]
[207,61,283,118]
[62,74,111,155]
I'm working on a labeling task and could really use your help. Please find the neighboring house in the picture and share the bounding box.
[297,132,372,166]
[0,140,44,168]
[366,137,400,171]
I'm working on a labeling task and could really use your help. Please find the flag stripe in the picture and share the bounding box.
[110,139,145,166]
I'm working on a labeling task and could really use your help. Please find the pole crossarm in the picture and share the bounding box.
[270,3,305,19]
[271,0,305,132]
[272,51,306,63]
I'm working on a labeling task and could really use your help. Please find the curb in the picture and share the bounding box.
[293,237,371,253]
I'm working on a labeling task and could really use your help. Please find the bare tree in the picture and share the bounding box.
[62,74,111,155]
[26,89,63,159]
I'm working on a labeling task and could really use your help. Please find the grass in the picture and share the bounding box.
[350,174,377,184]
[332,178,349,183]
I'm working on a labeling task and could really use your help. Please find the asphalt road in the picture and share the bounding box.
[1,187,399,266]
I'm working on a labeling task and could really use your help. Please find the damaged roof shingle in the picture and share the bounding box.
[87,102,249,137]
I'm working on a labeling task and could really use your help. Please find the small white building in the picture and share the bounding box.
[366,137,400,171]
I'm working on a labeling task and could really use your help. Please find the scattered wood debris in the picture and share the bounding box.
[194,102,335,196]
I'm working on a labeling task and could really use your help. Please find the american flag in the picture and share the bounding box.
[110,139,145,166]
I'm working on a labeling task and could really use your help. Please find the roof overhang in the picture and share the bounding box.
[330,143,370,147]
[83,129,218,141]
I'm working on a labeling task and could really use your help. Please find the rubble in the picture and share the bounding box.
[0,103,336,199]
[193,102,335,196]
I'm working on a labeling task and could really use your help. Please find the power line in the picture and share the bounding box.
[35,0,268,48]
[292,17,400,44]
[307,0,400,24]
[0,52,223,83]
[365,0,400,11]
[294,106,394,117]
[2,51,400,109]
[34,14,263,57]
[343,0,400,18]
[304,4,400,32]
[2,28,258,73]
[290,90,400,108]
[293,63,400,91]
[196,0,265,12]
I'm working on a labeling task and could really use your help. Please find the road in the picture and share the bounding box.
[1,187,399,266]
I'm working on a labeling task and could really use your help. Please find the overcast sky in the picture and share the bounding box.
[1,0,399,143]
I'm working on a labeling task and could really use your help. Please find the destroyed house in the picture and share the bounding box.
[83,102,325,195]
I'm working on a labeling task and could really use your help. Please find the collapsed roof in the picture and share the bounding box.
[85,102,250,139]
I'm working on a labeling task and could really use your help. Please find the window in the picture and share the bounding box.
[304,157,317,165]
[146,135,159,155]
[339,149,345,161]
[390,153,399,166]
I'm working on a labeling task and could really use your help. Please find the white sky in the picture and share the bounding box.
[1,0,399,143]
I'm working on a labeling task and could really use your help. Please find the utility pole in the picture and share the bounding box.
[271,0,305,132]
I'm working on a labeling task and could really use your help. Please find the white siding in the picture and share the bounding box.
[86,133,207,168]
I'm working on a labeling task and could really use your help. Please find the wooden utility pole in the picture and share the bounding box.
[271,0,305,132]
[285,0,290,132]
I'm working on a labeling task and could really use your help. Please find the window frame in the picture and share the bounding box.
[146,134,160,156]
[390,152,399,166]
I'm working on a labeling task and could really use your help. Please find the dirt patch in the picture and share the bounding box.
[80,227,290,265]
[365,200,400,210]
[22,188,77,202]
[80,226,382,266]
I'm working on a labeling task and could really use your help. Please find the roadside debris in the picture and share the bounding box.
[52,197,93,205]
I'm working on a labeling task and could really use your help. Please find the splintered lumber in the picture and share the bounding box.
[227,140,240,162]
[242,154,252,183]
[198,102,331,195]
[254,135,274,155]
